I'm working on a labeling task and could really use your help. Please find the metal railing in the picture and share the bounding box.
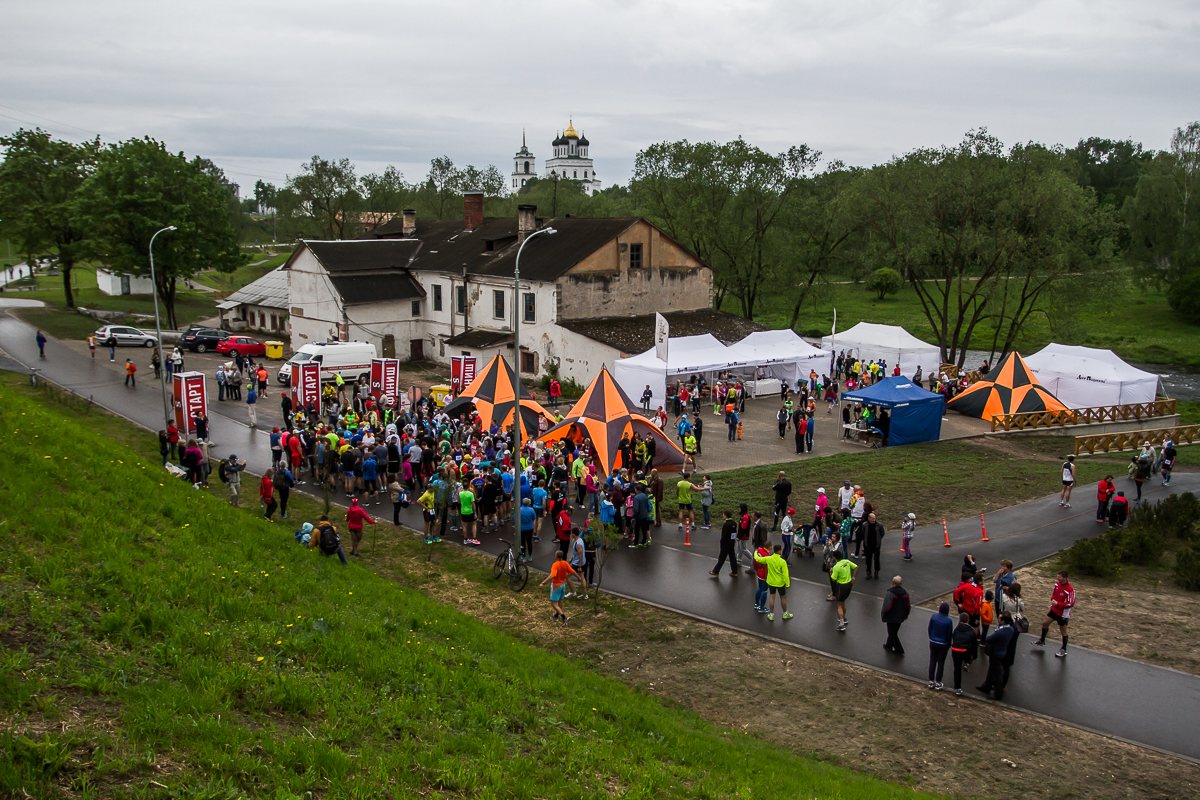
[1074,423,1200,455]
[991,399,1176,432]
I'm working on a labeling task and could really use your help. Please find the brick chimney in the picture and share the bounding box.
[463,191,484,230]
[402,209,416,236]
[518,204,537,244]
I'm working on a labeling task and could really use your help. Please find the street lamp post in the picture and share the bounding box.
[511,226,556,534]
[149,225,177,432]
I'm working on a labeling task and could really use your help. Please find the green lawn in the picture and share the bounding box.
[0,379,938,800]
[728,271,1200,367]
[194,250,291,293]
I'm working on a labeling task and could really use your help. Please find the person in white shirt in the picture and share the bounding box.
[837,480,855,514]
[780,507,796,560]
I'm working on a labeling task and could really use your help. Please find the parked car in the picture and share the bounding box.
[180,327,229,353]
[216,335,267,358]
[93,325,157,348]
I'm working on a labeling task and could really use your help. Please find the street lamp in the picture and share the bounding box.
[511,226,556,534]
[149,225,177,432]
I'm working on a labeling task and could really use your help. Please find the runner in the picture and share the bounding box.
[829,554,858,631]
[752,539,771,613]
[676,475,697,532]
[1033,569,1075,657]
[518,498,536,560]
[1059,454,1075,507]
[709,510,739,578]
[124,358,137,387]
[754,544,793,621]
[459,482,478,545]
[537,550,578,625]
[1162,440,1177,486]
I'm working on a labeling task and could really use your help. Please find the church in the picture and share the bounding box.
[510,120,602,195]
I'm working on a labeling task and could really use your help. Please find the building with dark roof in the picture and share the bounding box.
[284,193,714,383]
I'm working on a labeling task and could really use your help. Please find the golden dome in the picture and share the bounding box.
[563,120,579,139]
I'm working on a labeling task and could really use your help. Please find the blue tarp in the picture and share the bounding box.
[841,376,944,446]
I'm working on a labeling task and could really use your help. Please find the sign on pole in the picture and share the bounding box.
[654,312,670,363]
[172,371,207,433]
[370,358,400,399]
[451,355,478,394]
[292,361,322,416]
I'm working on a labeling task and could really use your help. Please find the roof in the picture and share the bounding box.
[301,239,421,272]
[444,329,511,348]
[372,216,640,283]
[217,266,289,311]
[560,309,765,355]
[821,322,938,352]
[842,376,943,408]
[330,272,425,305]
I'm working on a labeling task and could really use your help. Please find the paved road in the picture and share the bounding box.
[4,304,1199,763]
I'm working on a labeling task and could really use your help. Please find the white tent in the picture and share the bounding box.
[821,322,940,378]
[725,329,831,386]
[613,334,733,409]
[1023,344,1159,408]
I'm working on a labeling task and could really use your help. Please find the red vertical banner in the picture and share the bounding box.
[291,361,321,416]
[451,356,477,394]
[172,371,207,433]
[370,358,400,399]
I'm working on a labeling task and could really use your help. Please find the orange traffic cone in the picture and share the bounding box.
[942,519,951,547]
[981,514,989,542]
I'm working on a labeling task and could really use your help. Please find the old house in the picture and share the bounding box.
[284,192,722,384]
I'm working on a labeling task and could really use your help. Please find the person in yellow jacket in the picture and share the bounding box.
[754,544,794,621]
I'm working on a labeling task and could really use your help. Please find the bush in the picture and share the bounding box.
[1062,535,1121,579]
[1109,525,1165,566]
[865,267,903,300]
[1156,492,1200,540]
[1174,543,1200,591]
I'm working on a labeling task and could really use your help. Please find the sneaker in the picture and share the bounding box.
[432,537,442,543]
[782,612,793,620]
[579,594,588,600]
[955,689,963,696]
[646,537,652,546]
[729,572,738,577]
[934,682,944,691]
[560,616,569,625]
[928,681,936,689]
[1055,649,1067,658]
[564,592,575,599]
[1032,640,1045,648]
[837,623,847,632]
[767,613,775,621]
[1064,503,1071,508]
[424,538,432,544]
[1059,501,1064,507]
[552,612,561,621]
[709,570,720,576]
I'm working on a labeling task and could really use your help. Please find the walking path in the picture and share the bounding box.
[3,303,1198,763]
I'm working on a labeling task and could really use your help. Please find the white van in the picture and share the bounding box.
[277,341,378,386]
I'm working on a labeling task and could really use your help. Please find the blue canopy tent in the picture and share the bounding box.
[841,376,944,446]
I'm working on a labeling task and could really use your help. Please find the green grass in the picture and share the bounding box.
[731,270,1200,367]
[193,251,291,293]
[0,380,937,799]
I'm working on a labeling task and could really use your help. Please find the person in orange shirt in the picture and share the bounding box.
[124,358,137,387]
[538,549,579,625]
[256,364,269,397]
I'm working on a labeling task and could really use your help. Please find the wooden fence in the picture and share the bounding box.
[1074,424,1200,456]
[991,399,1177,432]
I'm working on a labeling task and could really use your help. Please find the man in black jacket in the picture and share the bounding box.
[861,512,885,579]
[977,613,1017,700]
[771,471,792,532]
[880,575,911,655]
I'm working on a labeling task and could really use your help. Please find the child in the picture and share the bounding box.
[980,589,996,640]
[900,512,916,561]
[737,419,744,440]
[538,550,578,625]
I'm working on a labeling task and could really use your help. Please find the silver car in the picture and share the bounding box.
[94,324,158,348]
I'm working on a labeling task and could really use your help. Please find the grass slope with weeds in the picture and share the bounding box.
[0,383,933,799]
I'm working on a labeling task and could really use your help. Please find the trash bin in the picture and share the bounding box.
[429,384,451,407]
[265,341,285,360]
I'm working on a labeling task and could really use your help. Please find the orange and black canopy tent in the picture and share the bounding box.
[443,355,555,438]
[535,368,685,475]
[947,352,1068,420]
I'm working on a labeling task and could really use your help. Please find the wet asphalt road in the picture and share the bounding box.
[3,305,1199,763]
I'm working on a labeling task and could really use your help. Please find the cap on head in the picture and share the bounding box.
[787,507,796,514]
[844,479,851,485]
[817,487,825,493]
[906,512,916,519]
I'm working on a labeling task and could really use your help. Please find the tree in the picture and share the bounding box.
[633,138,819,318]
[416,156,505,219]
[1065,137,1152,209]
[852,130,1113,366]
[286,156,361,239]
[865,267,903,300]
[77,137,241,329]
[0,128,99,308]
[1125,122,1200,297]
[253,179,277,214]
[360,165,411,218]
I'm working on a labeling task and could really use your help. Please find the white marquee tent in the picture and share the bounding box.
[821,322,941,378]
[613,334,733,409]
[1023,344,1159,408]
[724,329,830,385]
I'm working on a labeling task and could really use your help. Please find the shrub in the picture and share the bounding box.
[865,267,903,300]
[1174,543,1200,591]
[1062,535,1120,579]
[1109,525,1165,566]
[1156,492,1200,540]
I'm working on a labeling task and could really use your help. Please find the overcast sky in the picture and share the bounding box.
[2,0,1197,193]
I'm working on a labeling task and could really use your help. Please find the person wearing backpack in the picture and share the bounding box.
[221,454,245,507]
[273,466,295,520]
[308,515,348,565]
[260,469,278,521]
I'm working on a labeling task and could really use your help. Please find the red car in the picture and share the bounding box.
[216,335,266,357]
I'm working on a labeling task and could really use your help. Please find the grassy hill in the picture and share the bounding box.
[0,382,936,799]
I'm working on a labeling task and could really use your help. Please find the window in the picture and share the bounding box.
[573,170,578,178]
[523,292,535,323]
[629,243,643,269]
[521,179,526,187]
[411,299,421,317]
[520,351,536,374]
[433,283,443,311]
[456,285,466,314]
[584,171,588,178]
[493,289,505,319]
[524,161,530,174]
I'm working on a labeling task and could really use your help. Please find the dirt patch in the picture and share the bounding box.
[923,557,1200,677]
[373,542,1200,800]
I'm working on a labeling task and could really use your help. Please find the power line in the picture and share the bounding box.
[0,102,102,138]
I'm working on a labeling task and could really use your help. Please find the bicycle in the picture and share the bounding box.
[492,539,529,591]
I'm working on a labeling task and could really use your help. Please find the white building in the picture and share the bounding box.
[284,193,725,385]
[543,120,601,195]
[216,266,290,334]
[95,268,154,296]
[510,131,537,191]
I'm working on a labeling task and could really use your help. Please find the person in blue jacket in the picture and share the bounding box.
[927,601,954,690]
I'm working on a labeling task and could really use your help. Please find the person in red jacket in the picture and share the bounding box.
[1034,569,1075,658]
[554,502,573,555]
[548,378,561,409]
[259,469,278,521]
[1096,475,1115,523]
[345,498,375,557]
[953,572,984,633]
